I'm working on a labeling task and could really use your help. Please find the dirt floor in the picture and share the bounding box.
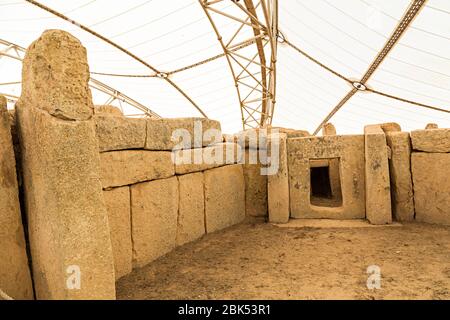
[117,220,450,300]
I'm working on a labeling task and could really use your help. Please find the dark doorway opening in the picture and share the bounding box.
[310,166,332,198]
[309,159,343,207]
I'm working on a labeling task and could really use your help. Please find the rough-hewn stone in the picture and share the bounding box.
[145,118,221,151]
[94,105,123,117]
[0,96,33,300]
[425,123,438,129]
[411,129,450,153]
[322,123,336,136]
[364,125,392,225]
[412,153,450,225]
[237,127,309,150]
[99,150,174,188]
[95,115,146,152]
[204,164,245,233]
[16,30,115,299]
[103,187,132,280]
[131,177,178,267]
[386,132,414,221]
[177,173,205,246]
[243,164,268,217]
[288,135,365,219]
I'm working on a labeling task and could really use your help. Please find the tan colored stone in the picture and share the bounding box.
[243,163,268,217]
[145,118,222,150]
[411,129,450,153]
[237,127,309,150]
[174,142,242,175]
[386,132,414,221]
[379,122,401,133]
[268,133,289,223]
[0,96,33,300]
[131,177,178,267]
[177,173,205,246]
[425,123,438,129]
[99,150,174,188]
[103,187,132,280]
[322,123,336,136]
[364,125,392,224]
[204,164,246,233]
[16,30,115,299]
[94,105,123,117]
[412,153,450,225]
[288,135,365,219]
[95,115,146,152]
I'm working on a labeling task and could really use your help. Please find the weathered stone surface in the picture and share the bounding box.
[364,125,392,225]
[237,127,309,150]
[16,30,115,299]
[177,173,205,246]
[378,122,401,133]
[103,187,132,280]
[131,177,178,267]
[174,142,242,175]
[322,123,336,136]
[95,115,146,152]
[386,132,414,221]
[145,118,222,151]
[425,123,438,129]
[243,160,268,217]
[411,129,450,153]
[94,105,123,117]
[204,164,245,233]
[412,153,450,225]
[100,150,174,188]
[0,96,33,300]
[268,133,289,223]
[288,135,365,219]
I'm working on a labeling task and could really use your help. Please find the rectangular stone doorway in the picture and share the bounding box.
[309,158,343,208]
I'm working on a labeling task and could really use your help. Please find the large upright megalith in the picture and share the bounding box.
[0,96,34,300]
[15,30,116,299]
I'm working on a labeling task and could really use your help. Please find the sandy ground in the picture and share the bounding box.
[117,220,450,300]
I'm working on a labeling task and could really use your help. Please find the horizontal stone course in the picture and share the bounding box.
[411,129,450,153]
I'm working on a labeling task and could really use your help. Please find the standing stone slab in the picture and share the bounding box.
[103,187,132,280]
[364,125,392,224]
[412,153,450,225]
[177,173,205,246]
[322,123,336,136]
[16,30,116,299]
[146,118,221,151]
[288,135,365,219]
[204,164,245,233]
[0,96,33,300]
[268,133,289,223]
[131,177,178,267]
[100,150,174,188]
[411,129,450,153]
[386,132,414,221]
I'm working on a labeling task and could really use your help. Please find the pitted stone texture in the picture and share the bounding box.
[412,153,450,225]
[174,142,242,175]
[268,133,289,223]
[145,118,221,151]
[21,30,93,121]
[386,132,414,222]
[131,177,178,267]
[0,96,33,300]
[288,135,365,219]
[94,105,123,117]
[364,125,392,225]
[243,164,268,217]
[95,115,146,152]
[177,173,205,246]
[411,129,450,153]
[16,30,115,299]
[322,123,336,136]
[100,150,174,188]
[425,123,438,129]
[204,165,245,233]
[103,187,132,280]
[379,122,401,133]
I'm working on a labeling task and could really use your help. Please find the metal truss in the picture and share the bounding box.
[0,39,161,118]
[200,0,278,130]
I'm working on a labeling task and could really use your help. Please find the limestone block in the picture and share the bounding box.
[174,142,242,175]
[94,105,123,116]
[204,164,245,233]
[145,118,222,151]
[412,153,450,225]
[131,177,178,267]
[177,173,205,246]
[364,125,392,224]
[95,115,146,152]
[0,96,33,300]
[379,122,401,133]
[322,123,336,136]
[425,123,438,129]
[268,133,289,223]
[288,135,365,219]
[16,30,116,299]
[386,132,414,221]
[103,187,132,280]
[100,150,174,188]
[237,127,309,150]
[411,129,450,153]
[243,163,268,217]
